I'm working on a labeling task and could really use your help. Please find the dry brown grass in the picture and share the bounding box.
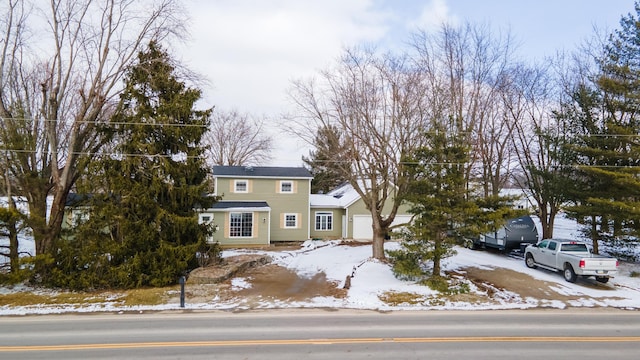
[0,286,180,307]
[378,291,425,306]
[0,291,114,307]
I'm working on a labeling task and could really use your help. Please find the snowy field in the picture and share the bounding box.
[1,213,639,315]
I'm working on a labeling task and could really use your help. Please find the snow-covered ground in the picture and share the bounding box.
[1,213,639,315]
[218,238,640,311]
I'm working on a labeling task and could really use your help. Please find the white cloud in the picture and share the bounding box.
[176,1,461,166]
[180,0,390,115]
[408,0,458,32]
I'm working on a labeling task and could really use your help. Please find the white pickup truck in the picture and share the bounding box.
[524,239,618,283]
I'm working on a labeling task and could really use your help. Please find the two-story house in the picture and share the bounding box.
[201,166,313,246]
[202,165,414,247]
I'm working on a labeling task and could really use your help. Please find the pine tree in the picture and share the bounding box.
[561,3,640,250]
[388,119,520,288]
[302,125,349,194]
[387,120,470,286]
[49,42,217,289]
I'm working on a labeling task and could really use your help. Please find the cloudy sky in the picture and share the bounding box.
[179,0,635,166]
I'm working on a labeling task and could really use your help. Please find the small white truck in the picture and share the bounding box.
[524,239,618,283]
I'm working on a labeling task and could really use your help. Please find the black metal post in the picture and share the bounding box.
[179,276,185,308]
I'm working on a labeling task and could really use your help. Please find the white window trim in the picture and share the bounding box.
[229,212,253,238]
[198,213,214,224]
[315,211,333,231]
[280,180,293,193]
[283,213,298,229]
[234,179,248,193]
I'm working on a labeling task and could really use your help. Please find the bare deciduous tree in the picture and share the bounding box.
[203,109,273,166]
[410,22,518,198]
[286,47,429,260]
[500,61,567,239]
[0,0,185,262]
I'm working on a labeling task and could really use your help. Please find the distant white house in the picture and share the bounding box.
[500,188,535,212]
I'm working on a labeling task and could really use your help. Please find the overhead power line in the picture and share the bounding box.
[0,148,204,159]
[0,116,209,128]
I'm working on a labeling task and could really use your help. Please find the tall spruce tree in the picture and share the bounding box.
[302,125,349,194]
[49,42,216,289]
[561,3,640,250]
[388,119,520,286]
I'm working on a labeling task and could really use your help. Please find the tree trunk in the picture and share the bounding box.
[29,190,49,256]
[432,232,442,277]
[591,215,599,254]
[371,220,386,260]
[39,187,71,255]
[538,205,554,239]
[546,209,556,239]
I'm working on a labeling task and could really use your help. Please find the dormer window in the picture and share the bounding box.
[234,179,248,193]
[280,180,293,193]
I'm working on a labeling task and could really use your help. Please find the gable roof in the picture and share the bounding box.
[212,166,312,179]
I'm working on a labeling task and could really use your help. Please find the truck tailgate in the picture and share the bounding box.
[582,258,618,271]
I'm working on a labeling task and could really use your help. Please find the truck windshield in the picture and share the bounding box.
[560,243,589,252]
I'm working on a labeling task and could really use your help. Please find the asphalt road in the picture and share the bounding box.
[1,309,639,359]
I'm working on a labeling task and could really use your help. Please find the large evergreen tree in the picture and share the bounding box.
[302,125,349,194]
[388,119,520,286]
[49,42,216,289]
[387,121,471,283]
[560,3,640,250]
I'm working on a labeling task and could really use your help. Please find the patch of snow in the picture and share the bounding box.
[231,277,252,290]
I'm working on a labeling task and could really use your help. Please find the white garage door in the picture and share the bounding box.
[352,215,373,239]
[352,215,412,240]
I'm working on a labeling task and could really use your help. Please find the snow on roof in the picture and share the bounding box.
[309,194,343,208]
[311,182,362,208]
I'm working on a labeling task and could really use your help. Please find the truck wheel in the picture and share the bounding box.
[464,238,480,250]
[525,253,537,269]
[563,265,577,283]
[595,276,609,284]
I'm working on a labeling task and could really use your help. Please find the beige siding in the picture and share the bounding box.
[309,208,344,239]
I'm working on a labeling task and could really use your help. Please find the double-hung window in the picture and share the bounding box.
[229,212,253,237]
[280,180,293,193]
[234,180,248,193]
[315,212,333,231]
[284,213,298,228]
